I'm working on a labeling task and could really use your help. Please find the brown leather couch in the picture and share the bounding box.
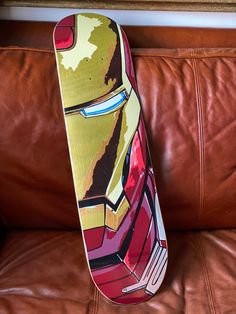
[0,21,235,314]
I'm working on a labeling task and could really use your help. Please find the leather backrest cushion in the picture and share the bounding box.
[0,48,79,229]
[0,47,235,230]
[134,48,236,230]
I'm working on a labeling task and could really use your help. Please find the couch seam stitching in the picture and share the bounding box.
[133,54,236,60]
[0,47,53,54]
[92,287,99,314]
[96,288,100,314]
[131,49,236,59]
[191,50,205,225]
[196,54,207,226]
[198,234,218,314]
[191,52,217,314]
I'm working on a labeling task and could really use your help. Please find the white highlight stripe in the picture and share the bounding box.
[146,249,167,294]
[122,242,167,294]
[0,8,236,28]
[81,90,127,117]
[155,192,166,241]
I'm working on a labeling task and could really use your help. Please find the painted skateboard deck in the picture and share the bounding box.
[53,13,168,305]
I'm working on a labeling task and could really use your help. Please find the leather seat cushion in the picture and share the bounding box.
[0,229,235,313]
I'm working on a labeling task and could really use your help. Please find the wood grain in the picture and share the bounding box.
[1,0,236,12]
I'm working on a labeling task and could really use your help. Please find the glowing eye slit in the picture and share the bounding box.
[80,91,128,117]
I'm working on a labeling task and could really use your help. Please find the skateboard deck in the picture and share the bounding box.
[53,13,168,305]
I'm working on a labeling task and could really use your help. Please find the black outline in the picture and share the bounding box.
[79,191,125,212]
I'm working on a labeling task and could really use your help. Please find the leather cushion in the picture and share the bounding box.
[0,229,235,313]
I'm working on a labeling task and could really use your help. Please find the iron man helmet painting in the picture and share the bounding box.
[54,13,167,304]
